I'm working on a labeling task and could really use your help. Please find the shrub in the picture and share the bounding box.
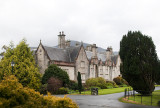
[113,76,122,85]
[97,77,106,84]
[0,75,78,108]
[114,85,119,88]
[86,78,98,87]
[96,77,107,89]
[97,83,107,89]
[42,64,69,86]
[44,93,78,108]
[106,80,117,87]
[47,77,63,94]
[120,84,128,87]
[113,76,129,86]
[86,77,107,89]
[39,84,48,94]
[106,86,113,89]
[68,80,78,90]
[58,87,69,94]
[121,79,129,86]
[106,82,113,87]
[106,80,116,86]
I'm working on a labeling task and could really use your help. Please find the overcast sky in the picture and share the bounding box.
[0,0,160,58]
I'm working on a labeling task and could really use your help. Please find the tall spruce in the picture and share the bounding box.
[0,39,41,90]
[119,31,159,95]
[77,72,82,94]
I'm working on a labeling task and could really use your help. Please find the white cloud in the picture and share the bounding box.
[0,0,160,58]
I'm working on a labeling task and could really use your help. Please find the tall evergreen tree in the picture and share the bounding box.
[77,72,82,94]
[119,31,159,95]
[0,39,41,90]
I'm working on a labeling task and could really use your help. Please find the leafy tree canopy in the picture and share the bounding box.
[0,39,41,90]
[119,31,159,95]
[42,64,69,86]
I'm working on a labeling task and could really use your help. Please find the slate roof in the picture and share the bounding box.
[34,42,119,65]
[44,46,70,62]
[86,51,106,61]
[111,55,118,65]
[68,46,81,62]
[86,50,118,64]
[42,46,81,62]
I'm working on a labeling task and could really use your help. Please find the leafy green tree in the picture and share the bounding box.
[42,64,69,86]
[119,31,159,95]
[77,72,82,94]
[0,39,41,90]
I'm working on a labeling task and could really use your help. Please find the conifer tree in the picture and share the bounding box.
[77,72,82,94]
[0,39,41,90]
[119,31,159,95]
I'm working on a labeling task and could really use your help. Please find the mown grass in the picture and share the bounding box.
[69,87,130,95]
[119,90,160,107]
[155,85,160,87]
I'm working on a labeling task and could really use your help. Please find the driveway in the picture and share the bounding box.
[57,87,160,108]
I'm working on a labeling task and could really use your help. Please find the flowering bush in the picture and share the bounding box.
[0,75,78,108]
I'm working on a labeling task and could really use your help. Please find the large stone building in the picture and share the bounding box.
[35,32,121,83]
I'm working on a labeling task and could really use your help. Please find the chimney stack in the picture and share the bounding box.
[58,31,66,49]
[65,40,71,47]
[92,44,98,58]
[106,47,113,60]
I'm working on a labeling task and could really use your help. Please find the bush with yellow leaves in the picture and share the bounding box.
[0,75,78,108]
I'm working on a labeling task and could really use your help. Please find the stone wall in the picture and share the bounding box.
[36,44,49,74]
[75,46,89,83]
[58,66,75,80]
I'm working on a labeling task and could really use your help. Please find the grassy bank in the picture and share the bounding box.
[119,90,160,107]
[70,87,130,95]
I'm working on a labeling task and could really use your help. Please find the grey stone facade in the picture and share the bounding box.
[34,32,121,83]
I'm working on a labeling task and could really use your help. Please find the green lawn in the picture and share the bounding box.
[155,85,160,87]
[119,90,160,107]
[69,87,130,95]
